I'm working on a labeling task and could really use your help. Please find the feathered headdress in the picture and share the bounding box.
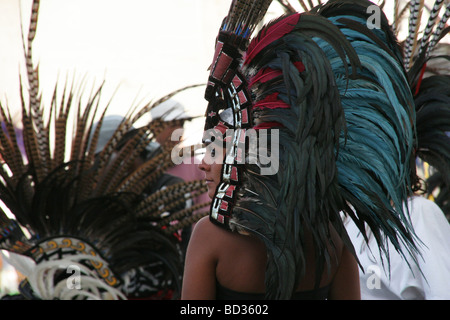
[203,0,420,299]
[0,0,209,300]
[400,0,450,219]
[279,0,450,228]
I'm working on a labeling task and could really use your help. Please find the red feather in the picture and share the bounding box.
[243,13,301,66]
[253,92,291,110]
[249,67,283,86]
[253,121,283,130]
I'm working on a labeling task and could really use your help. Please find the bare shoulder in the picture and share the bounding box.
[191,216,260,253]
[189,216,231,249]
[186,215,244,270]
[192,215,223,237]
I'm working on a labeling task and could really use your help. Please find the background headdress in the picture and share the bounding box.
[400,0,450,219]
[0,0,209,300]
[204,0,420,299]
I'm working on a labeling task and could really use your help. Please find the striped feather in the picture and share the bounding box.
[428,3,450,55]
[223,0,273,40]
[419,0,445,55]
[404,0,425,68]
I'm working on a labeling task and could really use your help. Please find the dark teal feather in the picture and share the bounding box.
[230,0,420,299]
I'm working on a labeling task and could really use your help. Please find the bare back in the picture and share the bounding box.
[181,216,360,299]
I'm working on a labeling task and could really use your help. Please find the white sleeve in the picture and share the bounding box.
[403,197,450,299]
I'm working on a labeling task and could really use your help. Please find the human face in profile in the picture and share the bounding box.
[198,144,224,199]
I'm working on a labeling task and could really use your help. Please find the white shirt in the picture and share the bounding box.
[345,196,450,300]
